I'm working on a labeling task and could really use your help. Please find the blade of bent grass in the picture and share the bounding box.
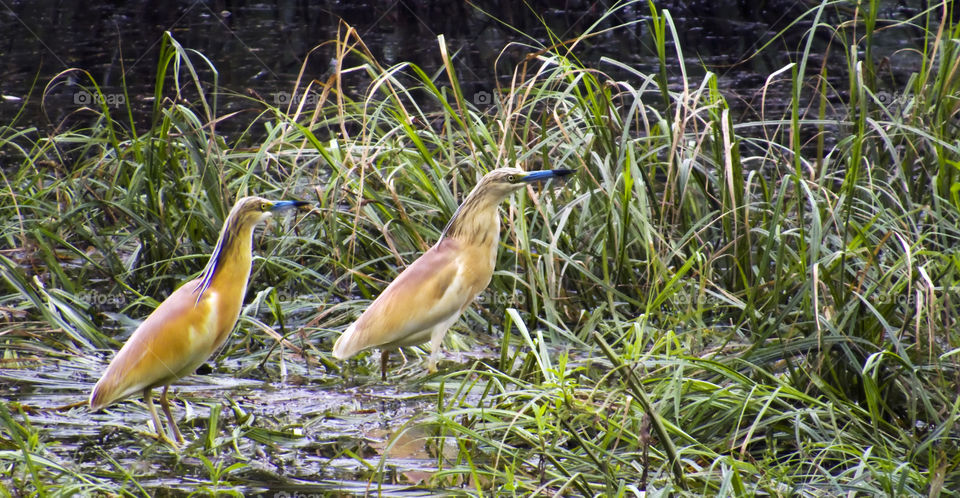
[593,332,687,491]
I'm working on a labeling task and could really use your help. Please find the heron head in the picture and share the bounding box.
[194,196,310,301]
[229,196,311,226]
[474,167,575,201]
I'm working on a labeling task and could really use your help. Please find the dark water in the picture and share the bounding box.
[0,0,929,139]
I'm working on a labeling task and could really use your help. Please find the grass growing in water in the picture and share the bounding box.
[1,1,960,495]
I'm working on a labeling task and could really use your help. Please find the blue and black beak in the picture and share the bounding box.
[270,200,311,212]
[521,169,576,182]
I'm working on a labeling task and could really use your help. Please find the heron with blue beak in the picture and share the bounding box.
[89,196,309,444]
[333,167,574,379]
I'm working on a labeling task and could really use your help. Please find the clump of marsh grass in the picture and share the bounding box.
[315,1,960,494]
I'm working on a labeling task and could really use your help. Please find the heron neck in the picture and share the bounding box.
[441,193,502,247]
[208,224,255,294]
[195,219,256,302]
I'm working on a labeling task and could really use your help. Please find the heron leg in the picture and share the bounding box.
[427,316,459,374]
[380,350,389,381]
[160,385,184,444]
[143,387,163,437]
[427,327,444,374]
[144,387,177,447]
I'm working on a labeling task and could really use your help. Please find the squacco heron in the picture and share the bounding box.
[89,196,309,444]
[332,167,573,379]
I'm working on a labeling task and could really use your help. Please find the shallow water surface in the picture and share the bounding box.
[0,345,500,494]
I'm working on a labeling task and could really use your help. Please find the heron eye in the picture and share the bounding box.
[260,201,269,211]
[508,175,516,182]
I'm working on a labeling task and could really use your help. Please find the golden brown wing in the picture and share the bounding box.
[89,279,220,410]
[333,238,482,359]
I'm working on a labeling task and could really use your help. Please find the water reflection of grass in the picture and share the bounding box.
[2,1,959,495]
